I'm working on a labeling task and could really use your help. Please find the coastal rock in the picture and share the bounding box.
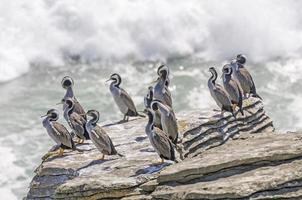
[26,97,280,199]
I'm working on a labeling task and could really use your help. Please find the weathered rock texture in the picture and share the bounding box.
[26,97,293,200]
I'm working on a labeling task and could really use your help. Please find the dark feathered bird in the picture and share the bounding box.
[153,65,173,108]
[151,100,178,144]
[63,98,90,142]
[61,76,86,119]
[85,110,123,160]
[41,109,79,160]
[144,86,162,129]
[107,73,143,121]
[208,67,235,118]
[230,54,262,99]
[222,64,244,115]
[145,109,176,164]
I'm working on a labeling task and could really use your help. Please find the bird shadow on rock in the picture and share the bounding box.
[135,136,148,142]
[140,147,155,153]
[43,154,69,162]
[77,158,118,172]
[103,118,141,127]
[131,163,171,177]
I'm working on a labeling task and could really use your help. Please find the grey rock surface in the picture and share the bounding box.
[27,97,284,200]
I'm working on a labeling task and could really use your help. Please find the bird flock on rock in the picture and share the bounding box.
[41,54,262,163]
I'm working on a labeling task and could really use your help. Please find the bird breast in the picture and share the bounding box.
[110,85,128,114]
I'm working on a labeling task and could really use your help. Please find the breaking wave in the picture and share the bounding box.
[0,0,302,82]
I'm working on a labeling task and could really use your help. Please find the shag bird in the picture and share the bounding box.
[222,64,244,115]
[157,64,170,87]
[61,76,86,119]
[144,86,162,129]
[107,73,142,121]
[63,98,90,143]
[151,100,178,144]
[154,65,173,108]
[208,67,235,117]
[145,108,176,164]
[85,110,123,160]
[41,109,79,159]
[230,54,262,99]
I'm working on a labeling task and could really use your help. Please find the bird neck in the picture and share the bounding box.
[42,117,52,128]
[87,115,99,127]
[236,63,243,71]
[209,70,217,86]
[63,106,73,120]
[146,111,154,131]
[64,87,74,99]
[157,102,168,115]
[223,73,232,82]
[148,90,153,100]
[111,81,120,88]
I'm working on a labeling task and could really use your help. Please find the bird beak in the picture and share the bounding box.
[105,79,112,82]
[41,114,47,118]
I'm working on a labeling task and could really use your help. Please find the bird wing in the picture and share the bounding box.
[52,122,73,148]
[164,88,173,107]
[213,86,231,106]
[91,125,116,154]
[69,113,86,139]
[153,128,174,160]
[119,88,137,113]
[73,98,86,117]
[228,80,241,101]
[70,113,86,126]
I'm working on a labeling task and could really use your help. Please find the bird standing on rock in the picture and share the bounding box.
[85,110,123,160]
[154,65,173,108]
[150,100,179,144]
[63,98,90,143]
[145,108,176,164]
[208,67,235,117]
[230,54,262,99]
[61,76,86,119]
[107,73,143,122]
[144,86,162,130]
[222,64,244,115]
[41,109,79,160]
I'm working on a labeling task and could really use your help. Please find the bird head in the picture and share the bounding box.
[41,109,59,121]
[61,76,74,89]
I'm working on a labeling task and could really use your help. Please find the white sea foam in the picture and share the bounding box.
[0,0,302,82]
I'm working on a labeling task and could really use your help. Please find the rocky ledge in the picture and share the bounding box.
[26,97,295,200]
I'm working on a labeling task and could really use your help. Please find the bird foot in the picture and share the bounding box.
[42,148,64,160]
[99,154,105,160]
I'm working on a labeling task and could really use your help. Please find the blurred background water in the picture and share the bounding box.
[0,0,302,199]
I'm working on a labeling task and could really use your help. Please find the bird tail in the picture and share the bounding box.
[250,77,262,100]
[137,112,146,118]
